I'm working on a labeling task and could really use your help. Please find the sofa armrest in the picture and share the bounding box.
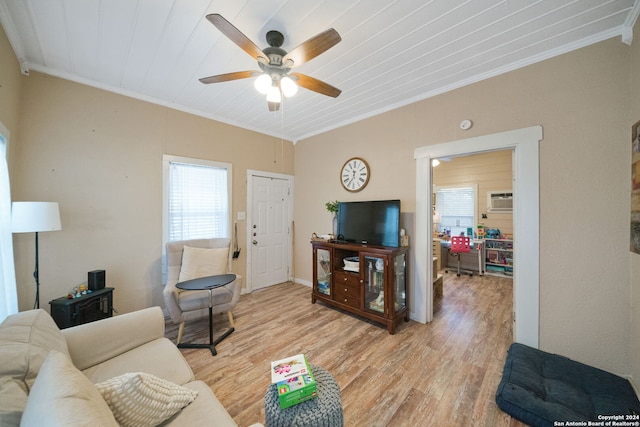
[62,307,165,371]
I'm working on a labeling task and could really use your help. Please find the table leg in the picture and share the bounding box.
[208,289,213,346]
[177,288,235,356]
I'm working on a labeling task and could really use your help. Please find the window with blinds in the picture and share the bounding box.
[435,185,477,237]
[164,156,231,242]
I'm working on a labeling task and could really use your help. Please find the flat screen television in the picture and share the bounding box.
[336,200,401,247]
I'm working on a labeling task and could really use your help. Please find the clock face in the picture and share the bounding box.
[341,157,370,192]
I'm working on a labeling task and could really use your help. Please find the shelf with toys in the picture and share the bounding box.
[484,235,513,276]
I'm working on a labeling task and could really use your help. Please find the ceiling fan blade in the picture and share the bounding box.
[199,70,258,84]
[268,101,280,112]
[282,28,341,68]
[291,73,341,98]
[206,14,265,61]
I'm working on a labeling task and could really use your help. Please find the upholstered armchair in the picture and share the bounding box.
[163,238,242,344]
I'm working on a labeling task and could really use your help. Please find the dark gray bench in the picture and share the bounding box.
[496,343,640,426]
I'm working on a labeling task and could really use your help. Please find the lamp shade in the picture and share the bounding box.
[12,202,62,233]
[254,74,272,94]
[266,86,282,103]
[280,76,298,97]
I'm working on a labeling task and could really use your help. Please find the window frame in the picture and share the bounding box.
[161,154,232,280]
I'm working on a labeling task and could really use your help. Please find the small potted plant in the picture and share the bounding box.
[325,200,339,215]
[326,200,339,237]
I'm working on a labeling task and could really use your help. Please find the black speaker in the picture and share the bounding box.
[88,270,105,290]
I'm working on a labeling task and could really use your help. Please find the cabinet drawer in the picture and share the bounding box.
[333,271,360,288]
[334,285,360,308]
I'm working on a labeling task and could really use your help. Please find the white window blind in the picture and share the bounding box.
[436,186,476,237]
[168,161,230,241]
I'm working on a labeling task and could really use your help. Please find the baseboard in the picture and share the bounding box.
[295,278,312,287]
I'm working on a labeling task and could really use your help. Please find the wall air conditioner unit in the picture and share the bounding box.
[487,191,513,212]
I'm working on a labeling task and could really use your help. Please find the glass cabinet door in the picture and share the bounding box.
[363,255,385,313]
[316,248,331,295]
[394,253,406,313]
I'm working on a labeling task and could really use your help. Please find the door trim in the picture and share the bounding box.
[414,125,543,348]
[246,170,294,293]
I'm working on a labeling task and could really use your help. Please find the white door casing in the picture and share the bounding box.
[414,125,542,348]
[247,171,293,291]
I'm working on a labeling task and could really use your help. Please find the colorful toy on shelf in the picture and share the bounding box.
[67,283,92,299]
[485,228,501,239]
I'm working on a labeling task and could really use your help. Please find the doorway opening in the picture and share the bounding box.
[414,125,542,348]
[433,150,513,277]
[433,150,515,336]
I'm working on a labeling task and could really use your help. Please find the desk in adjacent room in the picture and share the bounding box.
[440,239,484,274]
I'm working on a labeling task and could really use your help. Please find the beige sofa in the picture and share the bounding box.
[0,306,247,426]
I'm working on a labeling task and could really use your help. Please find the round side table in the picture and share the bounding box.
[264,364,343,427]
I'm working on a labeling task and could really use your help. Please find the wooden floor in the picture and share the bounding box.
[164,273,526,427]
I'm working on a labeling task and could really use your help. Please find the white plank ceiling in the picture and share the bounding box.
[1,0,639,142]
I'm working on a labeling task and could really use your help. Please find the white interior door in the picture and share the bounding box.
[249,174,291,290]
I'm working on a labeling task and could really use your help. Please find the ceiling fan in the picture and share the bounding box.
[199,14,342,111]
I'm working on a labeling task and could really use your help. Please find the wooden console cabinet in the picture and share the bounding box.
[311,241,409,334]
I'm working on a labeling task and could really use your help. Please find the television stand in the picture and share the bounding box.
[311,241,409,334]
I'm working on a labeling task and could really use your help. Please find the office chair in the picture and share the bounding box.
[446,236,473,277]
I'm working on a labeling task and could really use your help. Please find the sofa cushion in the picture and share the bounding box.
[0,309,69,392]
[62,306,165,371]
[96,372,198,427]
[0,376,28,426]
[80,337,195,386]
[163,380,238,426]
[178,246,228,283]
[20,350,118,427]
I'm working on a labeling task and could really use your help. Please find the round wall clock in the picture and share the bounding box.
[341,157,370,192]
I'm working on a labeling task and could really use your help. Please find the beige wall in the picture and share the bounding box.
[433,150,513,236]
[1,39,293,314]
[631,18,640,386]
[295,36,633,376]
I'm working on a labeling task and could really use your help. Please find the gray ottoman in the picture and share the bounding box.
[264,364,343,427]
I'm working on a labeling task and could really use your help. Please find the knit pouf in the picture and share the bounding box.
[264,364,343,427]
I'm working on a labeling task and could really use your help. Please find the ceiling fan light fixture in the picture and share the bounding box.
[199,14,342,111]
[266,85,282,103]
[280,76,298,97]
[254,73,272,94]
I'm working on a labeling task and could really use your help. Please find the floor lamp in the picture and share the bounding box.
[11,202,62,309]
